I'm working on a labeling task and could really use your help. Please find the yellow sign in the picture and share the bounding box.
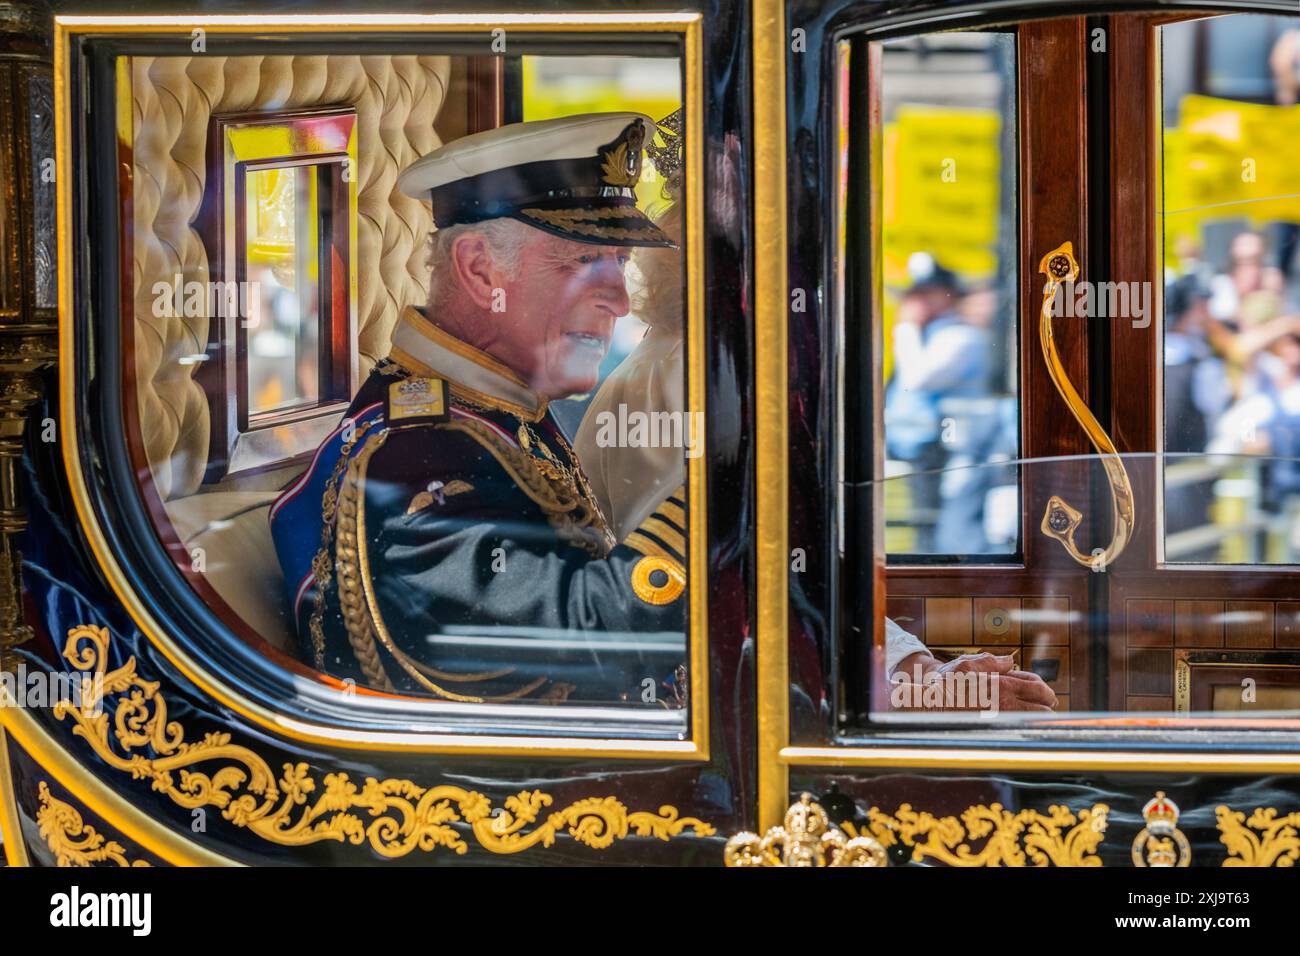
[881,106,1004,382]
[1164,94,1300,261]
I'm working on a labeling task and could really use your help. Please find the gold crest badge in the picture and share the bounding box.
[387,376,446,422]
[600,122,644,187]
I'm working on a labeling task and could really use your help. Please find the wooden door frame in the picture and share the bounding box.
[883,16,1094,709]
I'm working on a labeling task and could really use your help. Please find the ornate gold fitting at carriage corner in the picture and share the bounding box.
[724,793,888,867]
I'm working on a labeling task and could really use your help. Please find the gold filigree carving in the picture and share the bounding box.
[1216,805,1300,867]
[844,800,1109,867]
[37,781,150,867]
[725,793,888,867]
[51,625,714,859]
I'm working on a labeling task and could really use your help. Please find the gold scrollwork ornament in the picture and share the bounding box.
[847,800,1109,867]
[37,781,150,867]
[1216,805,1300,867]
[725,793,888,867]
[51,625,714,860]
[1132,792,1192,867]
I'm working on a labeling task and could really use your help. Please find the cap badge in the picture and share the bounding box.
[600,122,644,187]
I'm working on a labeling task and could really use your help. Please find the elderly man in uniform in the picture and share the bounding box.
[270,113,687,705]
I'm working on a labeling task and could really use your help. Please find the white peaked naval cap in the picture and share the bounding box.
[396,111,675,248]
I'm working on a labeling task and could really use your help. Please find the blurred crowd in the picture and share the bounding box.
[884,229,1300,558]
[883,253,1016,554]
[1166,229,1300,539]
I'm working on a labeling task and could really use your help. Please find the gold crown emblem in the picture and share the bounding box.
[1140,791,1180,830]
[724,793,887,867]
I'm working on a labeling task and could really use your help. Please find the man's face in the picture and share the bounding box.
[489,231,633,399]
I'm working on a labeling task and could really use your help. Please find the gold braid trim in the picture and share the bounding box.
[341,427,550,702]
[518,206,661,242]
[308,417,381,671]
[334,429,397,693]
[521,205,638,223]
[336,429,482,702]
[437,417,615,558]
[408,660,515,683]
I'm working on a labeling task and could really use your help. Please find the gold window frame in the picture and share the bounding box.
[52,12,708,760]
[751,0,1300,833]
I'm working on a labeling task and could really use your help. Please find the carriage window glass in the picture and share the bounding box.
[878,31,1021,559]
[122,50,694,721]
[1161,13,1300,565]
[243,164,323,417]
[198,109,358,480]
[521,54,681,435]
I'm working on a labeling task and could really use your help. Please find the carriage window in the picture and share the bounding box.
[198,109,359,481]
[879,32,1021,559]
[1161,13,1300,564]
[842,14,1300,727]
[115,47,696,725]
[242,164,326,418]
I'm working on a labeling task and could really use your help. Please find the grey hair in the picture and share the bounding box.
[425,217,538,311]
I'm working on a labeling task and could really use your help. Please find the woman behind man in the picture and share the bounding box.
[574,138,1055,713]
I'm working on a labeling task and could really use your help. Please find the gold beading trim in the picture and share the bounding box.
[50,625,714,859]
[37,781,150,867]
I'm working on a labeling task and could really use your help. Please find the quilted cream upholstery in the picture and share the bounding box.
[131,54,451,500]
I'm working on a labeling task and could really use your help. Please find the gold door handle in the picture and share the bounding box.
[1036,242,1135,570]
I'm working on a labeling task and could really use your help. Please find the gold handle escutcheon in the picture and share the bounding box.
[1037,242,1135,570]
